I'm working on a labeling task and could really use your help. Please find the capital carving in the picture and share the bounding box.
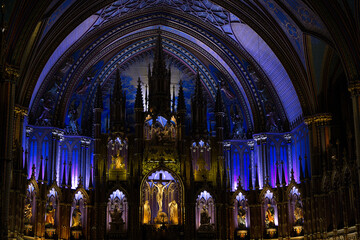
[348,81,360,97]
[283,134,291,143]
[4,65,20,80]
[247,140,255,150]
[14,106,27,118]
[304,113,332,126]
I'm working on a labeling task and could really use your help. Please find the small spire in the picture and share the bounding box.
[237,175,242,190]
[290,168,295,183]
[31,164,36,179]
[78,174,83,187]
[94,83,103,109]
[177,79,186,112]
[38,156,43,181]
[113,69,123,100]
[53,168,57,185]
[62,161,66,187]
[134,78,144,109]
[194,70,203,102]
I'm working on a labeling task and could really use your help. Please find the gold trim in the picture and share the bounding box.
[14,106,28,117]
[5,65,20,78]
[304,113,332,125]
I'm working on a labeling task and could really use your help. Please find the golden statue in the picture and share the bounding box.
[45,201,55,226]
[151,180,172,212]
[24,203,32,224]
[111,151,125,170]
[143,200,151,224]
[169,200,178,224]
[71,205,82,228]
[265,203,275,228]
[294,201,304,225]
[237,205,246,228]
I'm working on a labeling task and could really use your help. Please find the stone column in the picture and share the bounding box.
[0,65,19,240]
[304,113,332,235]
[283,134,292,182]
[247,141,255,189]
[348,81,360,187]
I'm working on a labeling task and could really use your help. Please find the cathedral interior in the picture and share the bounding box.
[0,1,360,240]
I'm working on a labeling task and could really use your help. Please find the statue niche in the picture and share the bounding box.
[141,170,181,225]
[107,137,128,181]
[107,189,128,232]
[196,191,215,232]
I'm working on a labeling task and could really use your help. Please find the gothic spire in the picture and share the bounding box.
[135,78,144,109]
[110,69,126,133]
[177,80,186,112]
[148,32,171,115]
[113,69,124,101]
[194,71,204,103]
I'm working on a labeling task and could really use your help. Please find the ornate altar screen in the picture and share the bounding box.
[141,170,181,225]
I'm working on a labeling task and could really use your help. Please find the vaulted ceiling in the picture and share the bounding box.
[4,0,359,134]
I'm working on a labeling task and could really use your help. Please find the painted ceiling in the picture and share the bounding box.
[27,0,333,136]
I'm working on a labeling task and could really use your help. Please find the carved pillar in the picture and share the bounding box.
[304,113,332,235]
[0,65,19,239]
[253,134,267,187]
[348,82,360,187]
[247,141,255,190]
[284,134,292,181]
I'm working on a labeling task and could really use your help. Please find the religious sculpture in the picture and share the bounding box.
[24,203,32,224]
[110,204,124,231]
[151,180,172,212]
[143,200,151,224]
[169,200,178,225]
[45,201,55,227]
[67,101,81,134]
[237,205,246,228]
[110,205,124,224]
[71,204,82,228]
[111,151,125,170]
[200,205,211,225]
[265,204,275,228]
[294,201,304,225]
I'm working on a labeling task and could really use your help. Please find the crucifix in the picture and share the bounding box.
[151,173,172,212]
